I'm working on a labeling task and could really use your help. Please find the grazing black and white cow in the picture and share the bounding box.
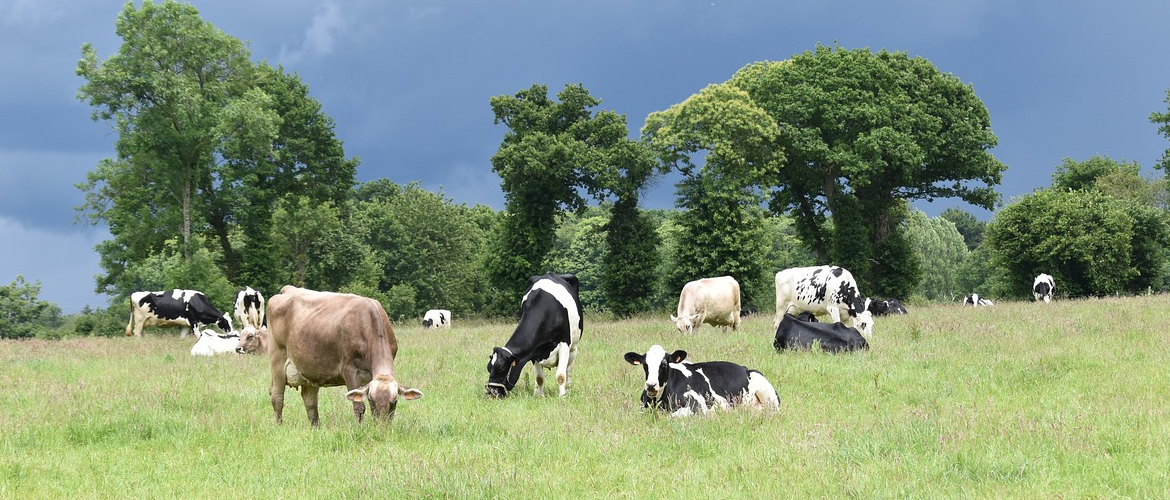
[865,298,908,316]
[233,287,266,330]
[190,329,241,356]
[774,265,874,336]
[1033,274,1055,303]
[124,289,233,338]
[623,345,780,417]
[774,313,869,353]
[485,273,583,398]
[422,309,452,329]
[962,293,994,307]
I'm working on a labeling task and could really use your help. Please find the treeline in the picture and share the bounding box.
[4,0,1170,339]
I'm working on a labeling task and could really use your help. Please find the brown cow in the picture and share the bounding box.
[266,286,422,426]
[235,325,267,355]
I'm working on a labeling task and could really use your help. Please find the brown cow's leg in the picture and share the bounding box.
[301,386,321,427]
[269,347,288,424]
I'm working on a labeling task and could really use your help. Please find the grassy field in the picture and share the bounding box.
[3,295,1169,498]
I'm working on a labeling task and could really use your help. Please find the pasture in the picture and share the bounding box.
[3,295,1169,498]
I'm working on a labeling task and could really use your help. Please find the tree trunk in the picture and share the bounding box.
[182,168,192,262]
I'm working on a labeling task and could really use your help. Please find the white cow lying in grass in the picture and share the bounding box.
[190,329,241,356]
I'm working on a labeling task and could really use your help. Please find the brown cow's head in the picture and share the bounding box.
[235,326,267,355]
[345,374,423,421]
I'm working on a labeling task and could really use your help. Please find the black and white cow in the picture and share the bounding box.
[233,286,266,330]
[1033,274,1055,303]
[190,329,241,356]
[774,313,869,353]
[962,293,994,307]
[422,309,452,329]
[623,345,780,417]
[485,273,583,398]
[774,265,874,336]
[865,298,909,316]
[125,289,233,338]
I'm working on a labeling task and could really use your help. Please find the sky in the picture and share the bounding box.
[2,0,1170,314]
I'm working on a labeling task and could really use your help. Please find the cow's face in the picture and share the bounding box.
[216,314,233,333]
[345,374,423,421]
[235,326,266,354]
[670,314,701,334]
[485,347,517,398]
[422,319,433,328]
[854,311,874,337]
[624,345,686,400]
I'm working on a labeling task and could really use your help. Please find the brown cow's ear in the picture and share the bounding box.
[399,387,424,400]
[345,388,365,403]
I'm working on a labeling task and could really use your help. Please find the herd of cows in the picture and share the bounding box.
[123,267,1058,422]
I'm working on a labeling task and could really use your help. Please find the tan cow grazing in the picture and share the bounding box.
[670,276,742,334]
[266,286,423,426]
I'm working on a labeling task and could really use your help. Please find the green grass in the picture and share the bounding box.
[3,296,1169,498]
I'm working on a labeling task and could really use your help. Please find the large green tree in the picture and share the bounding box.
[726,46,1006,298]
[487,83,658,314]
[987,189,1137,298]
[643,84,783,305]
[76,1,355,298]
[905,209,969,301]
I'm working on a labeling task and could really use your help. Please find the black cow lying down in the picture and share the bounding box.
[774,313,868,353]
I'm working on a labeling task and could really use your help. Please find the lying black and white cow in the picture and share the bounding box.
[125,289,233,338]
[422,309,452,329]
[865,298,908,315]
[962,293,994,306]
[774,313,869,353]
[233,286,266,330]
[1033,274,1055,303]
[190,329,241,356]
[485,273,583,398]
[623,345,779,417]
[774,265,874,336]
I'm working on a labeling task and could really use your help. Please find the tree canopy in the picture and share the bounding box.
[725,46,1006,298]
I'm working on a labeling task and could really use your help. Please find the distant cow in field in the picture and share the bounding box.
[962,293,994,307]
[623,345,779,417]
[233,287,266,330]
[774,266,873,337]
[1033,274,1055,303]
[190,330,241,356]
[125,289,233,338]
[774,313,869,353]
[671,276,741,334]
[486,273,583,398]
[422,309,451,329]
[267,286,422,425]
[865,298,908,316]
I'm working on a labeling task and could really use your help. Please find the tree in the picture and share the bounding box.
[351,180,491,317]
[487,83,657,314]
[986,189,1136,298]
[0,276,63,339]
[939,208,986,251]
[727,46,1006,298]
[905,209,968,301]
[1051,155,1141,192]
[643,83,783,305]
[1151,88,1170,173]
[76,1,356,298]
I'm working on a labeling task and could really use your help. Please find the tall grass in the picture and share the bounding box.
[2,296,1169,498]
